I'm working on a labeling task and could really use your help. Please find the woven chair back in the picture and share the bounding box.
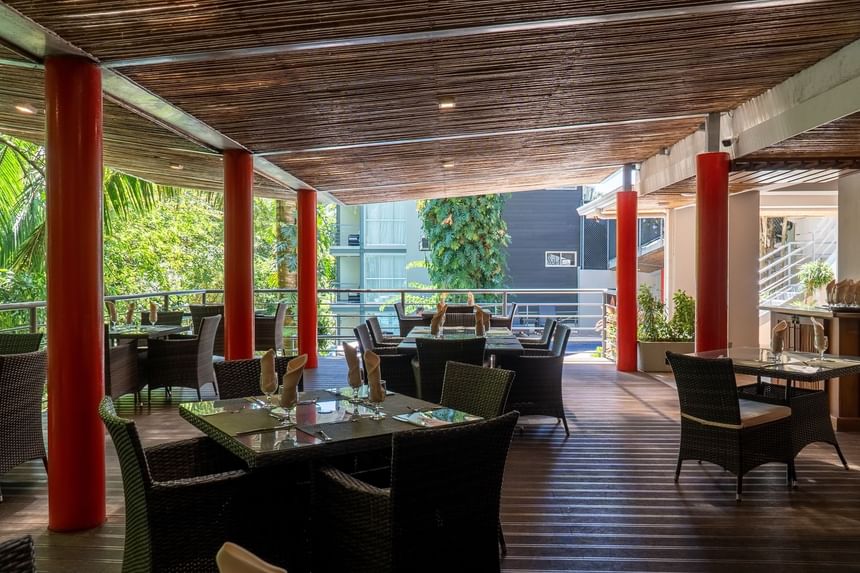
[415,337,486,403]
[196,315,221,369]
[549,324,571,356]
[366,316,389,347]
[0,350,47,476]
[0,333,43,354]
[440,361,514,419]
[443,312,476,327]
[190,304,225,355]
[0,535,35,573]
[444,304,474,314]
[98,396,154,571]
[394,302,407,319]
[353,323,376,353]
[666,352,742,426]
[389,411,519,569]
[140,311,185,326]
[537,318,557,346]
[254,302,287,352]
[214,355,301,399]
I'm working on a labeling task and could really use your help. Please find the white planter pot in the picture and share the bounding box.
[637,341,696,372]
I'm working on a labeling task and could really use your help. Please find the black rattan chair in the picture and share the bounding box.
[214,355,303,399]
[0,535,35,572]
[498,324,571,435]
[440,361,514,420]
[190,304,225,356]
[141,311,185,326]
[354,325,416,396]
[99,397,247,573]
[442,312,478,327]
[0,350,47,503]
[666,352,795,500]
[105,325,142,401]
[146,315,220,402]
[366,316,403,346]
[0,333,42,354]
[394,303,427,337]
[313,411,519,573]
[254,302,287,355]
[490,303,518,329]
[413,337,486,403]
[519,318,557,350]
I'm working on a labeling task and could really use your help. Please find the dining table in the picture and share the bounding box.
[397,325,524,356]
[109,323,190,341]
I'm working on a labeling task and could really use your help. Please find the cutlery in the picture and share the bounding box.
[317,429,333,441]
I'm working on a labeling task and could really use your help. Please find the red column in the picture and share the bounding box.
[297,188,318,368]
[223,150,255,360]
[695,152,731,352]
[45,56,105,531]
[616,185,638,372]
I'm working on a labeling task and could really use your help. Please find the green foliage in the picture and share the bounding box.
[637,285,696,342]
[798,260,834,292]
[417,194,510,289]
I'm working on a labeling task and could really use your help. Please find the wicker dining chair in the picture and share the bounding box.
[442,312,478,327]
[214,355,303,400]
[413,337,486,403]
[0,350,47,503]
[254,303,287,355]
[440,361,514,420]
[190,304,226,356]
[146,315,221,402]
[0,535,35,572]
[498,324,571,436]
[105,325,143,401]
[523,323,571,357]
[490,303,518,329]
[353,325,416,396]
[0,333,43,354]
[140,311,185,326]
[313,411,519,573]
[366,315,403,346]
[443,304,475,314]
[99,397,248,573]
[394,302,426,337]
[666,352,795,500]
[519,318,557,350]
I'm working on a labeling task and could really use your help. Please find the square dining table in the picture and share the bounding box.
[109,323,190,341]
[397,326,524,356]
[179,389,482,469]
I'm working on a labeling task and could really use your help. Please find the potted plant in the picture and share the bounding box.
[797,260,834,306]
[637,286,696,372]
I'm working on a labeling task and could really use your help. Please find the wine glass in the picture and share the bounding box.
[438,314,446,338]
[370,380,387,420]
[280,385,298,423]
[815,335,829,363]
[260,376,278,409]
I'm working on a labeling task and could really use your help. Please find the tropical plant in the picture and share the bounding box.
[417,194,510,289]
[798,260,834,294]
[638,285,696,342]
[668,290,695,342]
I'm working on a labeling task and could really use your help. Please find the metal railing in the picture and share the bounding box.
[0,287,615,359]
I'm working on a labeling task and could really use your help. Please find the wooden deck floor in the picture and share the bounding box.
[3,361,860,572]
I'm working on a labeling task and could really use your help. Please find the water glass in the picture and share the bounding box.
[815,335,829,362]
[370,380,387,420]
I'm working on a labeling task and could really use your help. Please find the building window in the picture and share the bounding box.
[545,251,578,267]
[364,254,407,302]
[364,202,407,247]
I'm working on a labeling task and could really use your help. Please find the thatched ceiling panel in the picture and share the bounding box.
[118,3,860,155]
[745,112,860,160]
[0,64,287,198]
[275,117,700,203]
[6,1,758,61]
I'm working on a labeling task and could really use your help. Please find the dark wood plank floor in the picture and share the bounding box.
[3,361,860,572]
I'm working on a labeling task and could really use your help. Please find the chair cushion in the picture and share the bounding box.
[738,399,791,428]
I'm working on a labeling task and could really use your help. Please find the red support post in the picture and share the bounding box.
[616,168,638,372]
[45,56,105,531]
[695,152,731,352]
[297,188,318,368]
[223,149,255,360]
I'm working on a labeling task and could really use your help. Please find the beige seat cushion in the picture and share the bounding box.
[738,399,791,428]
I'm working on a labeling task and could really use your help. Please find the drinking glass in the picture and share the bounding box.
[260,376,278,409]
[370,380,387,420]
[280,386,298,423]
[815,335,829,363]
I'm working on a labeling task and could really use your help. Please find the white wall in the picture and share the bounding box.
[665,204,696,312]
[838,172,860,280]
[728,191,760,348]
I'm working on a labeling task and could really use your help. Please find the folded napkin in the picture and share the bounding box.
[467,291,475,306]
[811,317,826,350]
[826,280,837,305]
[124,302,136,325]
[149,301,159,324]
[106,300,117,323]
[280,354,307,408]
[836,280,850,305]
[430,306,446,336]
[364,351,385,403]
[259,349,278,396]
[342,341,362,389]
[216,542,287,573]
[475,305,488,336]
[771,320,788,354]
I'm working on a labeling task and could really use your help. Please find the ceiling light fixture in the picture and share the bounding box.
[437,96,456,110]
[14,103,36,115]
[169,163,184,171]
[681,192,696,197]
[442,161,455,168]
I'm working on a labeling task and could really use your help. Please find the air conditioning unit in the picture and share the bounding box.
[419,237,430,251]
[347,234,361,246]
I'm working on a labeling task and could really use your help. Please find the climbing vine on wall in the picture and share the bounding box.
[417,194,510,289]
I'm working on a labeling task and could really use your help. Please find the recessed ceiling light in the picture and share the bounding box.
[169,163,184,170]
[442,161,456,169]
[14,103,36,115]
[438,96,456,110]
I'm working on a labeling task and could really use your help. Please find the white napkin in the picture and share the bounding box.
[343,342,362,389]
[771,320,788,354]
[106,300,117,323]
[280,354,307,407]
[364,351,385,403]
[124,302,136,325]
[149,301,159,324]
[811,317,826,351]
[216,542,287,573]
[259,349,278,395]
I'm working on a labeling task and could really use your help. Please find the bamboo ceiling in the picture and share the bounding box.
[0,64,288,198]
[3,1,860,203]
[745,112,860,160]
